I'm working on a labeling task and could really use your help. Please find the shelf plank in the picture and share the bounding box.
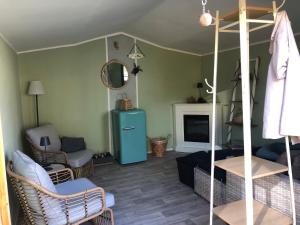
[215,156,288,179]
[226,121,258,127]
[231,100,258,104]
[221,6,273,22]
[213,199,292,225]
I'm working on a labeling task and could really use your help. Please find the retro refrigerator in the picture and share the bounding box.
[111,109,147,164]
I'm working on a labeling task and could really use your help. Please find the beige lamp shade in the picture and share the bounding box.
[28,81,45,95]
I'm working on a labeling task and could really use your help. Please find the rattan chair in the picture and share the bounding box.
[25,124,94,178]
[7,161,114,225]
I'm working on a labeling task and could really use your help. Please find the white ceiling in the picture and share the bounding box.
[0,0,298,54]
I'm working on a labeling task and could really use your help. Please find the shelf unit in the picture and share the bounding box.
[225,121,257,127]
[226,57,260,146]
[213,156,291,224]
[213,199,292,225]
[207,0,296,225]
[215,156,288,179]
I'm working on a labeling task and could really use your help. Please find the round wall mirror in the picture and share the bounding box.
[101,60,129,89]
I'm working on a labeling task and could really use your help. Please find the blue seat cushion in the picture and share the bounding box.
[55,178,115,208]
[256,145,280,161]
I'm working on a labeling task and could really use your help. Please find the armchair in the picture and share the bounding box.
[7,150,115,225]
[26,124,94,178]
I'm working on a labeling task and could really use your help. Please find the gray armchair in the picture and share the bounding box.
[26,124,94,178]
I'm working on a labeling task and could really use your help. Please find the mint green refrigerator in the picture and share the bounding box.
[111,109,147,164]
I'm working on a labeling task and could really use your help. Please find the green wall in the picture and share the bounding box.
[0,37,23,225]
[138,42,201,147]
[19,40,109,153]
[0,38,23,158]
[201,36,300,146]
[18,38,201,152]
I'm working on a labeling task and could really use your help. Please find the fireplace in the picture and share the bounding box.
[174,104,222,153]
[184,115,209,143]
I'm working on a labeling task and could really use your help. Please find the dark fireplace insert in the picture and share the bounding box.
[184,115,209,143]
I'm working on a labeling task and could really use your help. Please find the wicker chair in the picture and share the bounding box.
[7,160,114,225]
[25,124,94,178]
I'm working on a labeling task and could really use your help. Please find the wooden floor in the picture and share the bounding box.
[91,151,225,225]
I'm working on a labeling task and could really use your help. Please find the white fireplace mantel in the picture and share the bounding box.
[173,103,222,153]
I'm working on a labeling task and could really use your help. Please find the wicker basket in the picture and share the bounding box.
[150,138,168,157]
[118,98,133,111]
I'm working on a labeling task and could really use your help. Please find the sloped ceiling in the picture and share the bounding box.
[0,0,298,54]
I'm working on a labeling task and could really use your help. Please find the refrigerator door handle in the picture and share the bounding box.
[122,126,135,131]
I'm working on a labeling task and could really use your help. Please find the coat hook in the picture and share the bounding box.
[205,78,214,94]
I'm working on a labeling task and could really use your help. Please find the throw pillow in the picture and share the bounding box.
[256,145,280,161]
[61,137,86,153]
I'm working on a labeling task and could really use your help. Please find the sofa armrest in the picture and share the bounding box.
[48,168,74,184]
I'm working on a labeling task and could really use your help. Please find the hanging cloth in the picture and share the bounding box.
[263,11,300,144]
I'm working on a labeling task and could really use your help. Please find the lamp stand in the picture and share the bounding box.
[35,95,40,127]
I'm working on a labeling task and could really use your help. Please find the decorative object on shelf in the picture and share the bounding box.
[93,152,114,165]
[118,98,133,111]
[197,82,207,103]
[199,0,213,26]
[101,59,129,89]
[150,135,170,157]
[28,80,45,127]
[116,94,133,111]
[186,96,197,103]
[127,43,145,60]
[131,63,143,75]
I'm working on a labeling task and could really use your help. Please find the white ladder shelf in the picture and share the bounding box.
[226,57,260,147]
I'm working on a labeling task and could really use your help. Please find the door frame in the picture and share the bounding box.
[0,117,11,225]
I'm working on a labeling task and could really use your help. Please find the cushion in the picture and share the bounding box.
[55,178,115,208]
[13,150,57,193]
[292,155,300,179]
[67,149,93,168]
[13,150,64,224]
[26,124,61,151]
[277,151,300,180]
[176,149,248,188]
[61,137,86,153]
[256,145,280,161]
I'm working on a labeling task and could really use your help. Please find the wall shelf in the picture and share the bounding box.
[215,156,288,179]
[213,199,292,225]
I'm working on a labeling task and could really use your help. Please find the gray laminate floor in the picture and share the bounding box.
[90,151,225,225]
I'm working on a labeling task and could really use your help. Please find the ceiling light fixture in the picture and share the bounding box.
[127,43,145,60]
[199,0,213,26]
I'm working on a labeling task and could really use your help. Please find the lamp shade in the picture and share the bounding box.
[28,81,45,95]
[40,136,50,147]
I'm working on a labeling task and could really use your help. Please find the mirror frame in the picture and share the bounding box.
[100,59,130,90]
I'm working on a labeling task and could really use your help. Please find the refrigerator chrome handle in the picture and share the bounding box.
[122,127,135,131]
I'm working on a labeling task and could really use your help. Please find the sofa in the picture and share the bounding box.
[176,149,248,188]
[176,144,300,223]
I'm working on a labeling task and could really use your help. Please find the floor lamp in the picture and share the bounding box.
[28,81,45,127]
